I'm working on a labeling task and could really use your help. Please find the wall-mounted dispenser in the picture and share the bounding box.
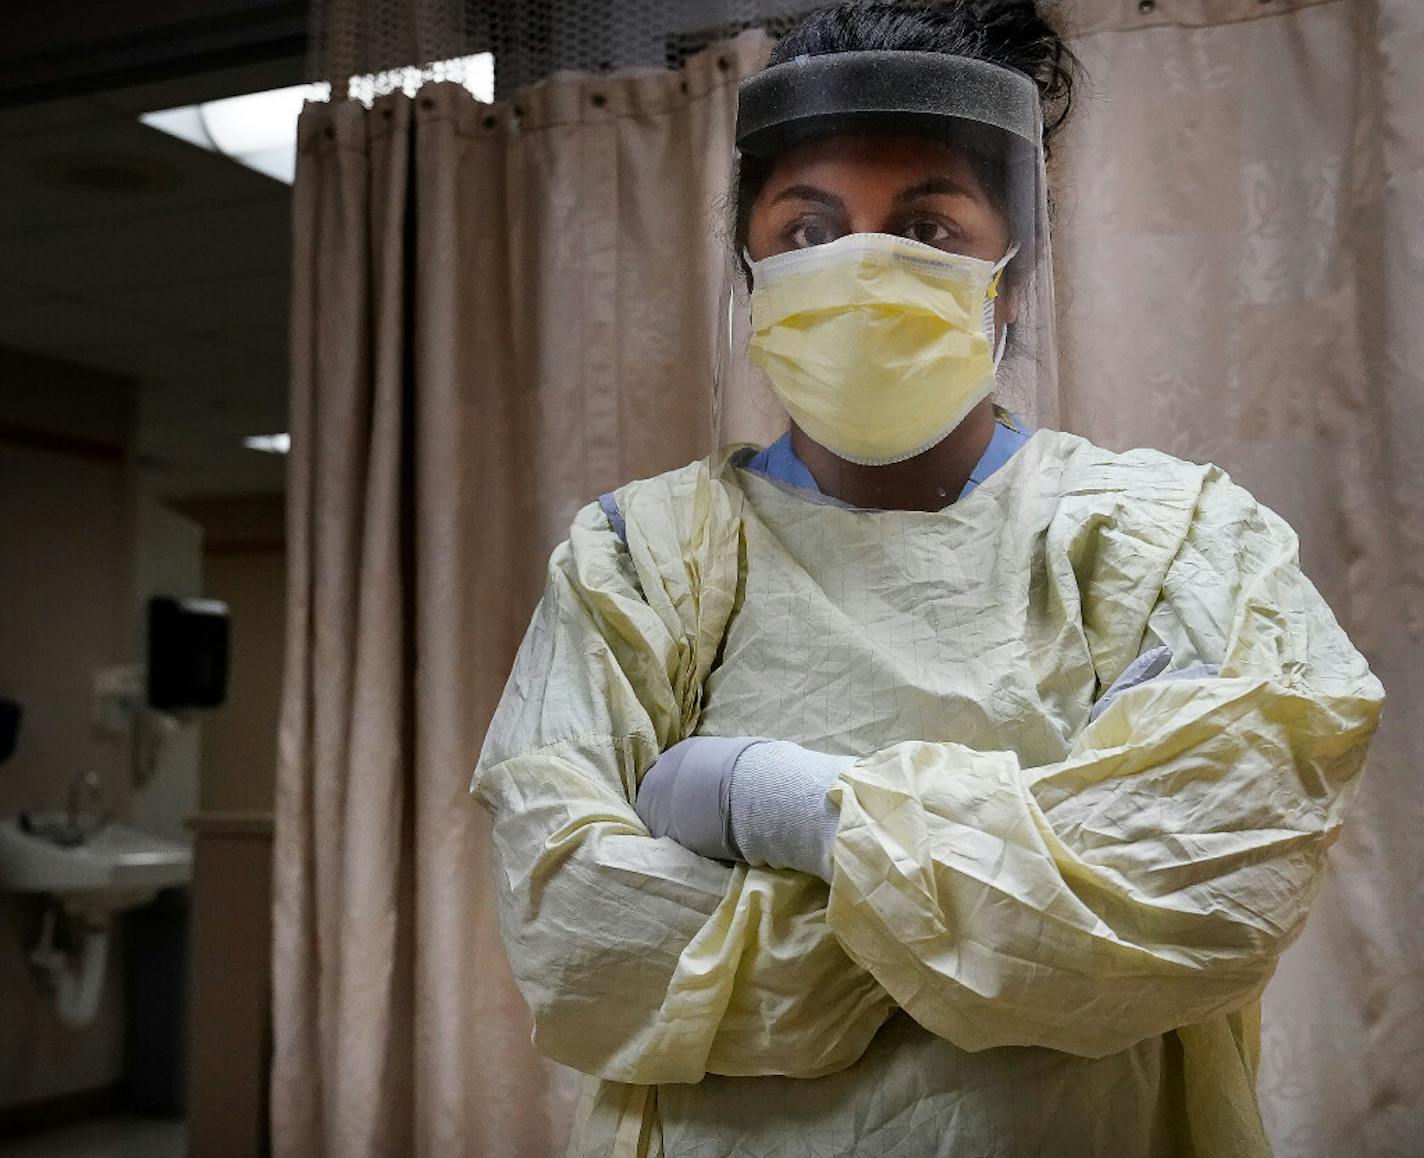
[147,596,229,711]
[0,698,20,764]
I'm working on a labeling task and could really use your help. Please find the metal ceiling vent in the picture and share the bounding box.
[35,153,184,194]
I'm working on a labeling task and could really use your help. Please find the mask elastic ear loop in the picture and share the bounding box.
[986,242,1019,372]
[729,275,738,341]
[986,243,1020,296]
[992,322,1010,370]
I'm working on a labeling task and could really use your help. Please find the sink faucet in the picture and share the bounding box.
[66,770,105,836]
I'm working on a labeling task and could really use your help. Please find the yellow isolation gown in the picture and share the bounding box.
[470,429,1384,1158]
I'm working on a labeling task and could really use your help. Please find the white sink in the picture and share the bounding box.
[0,814,191,916]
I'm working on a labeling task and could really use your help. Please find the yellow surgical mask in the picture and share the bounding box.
[746,233,1016,466]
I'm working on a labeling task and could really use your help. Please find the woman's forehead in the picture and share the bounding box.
[760,132,988,199]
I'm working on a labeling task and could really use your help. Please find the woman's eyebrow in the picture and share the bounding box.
[896,176,980,203]
[770,184,846,211]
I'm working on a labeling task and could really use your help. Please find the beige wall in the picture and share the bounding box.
[0,353,137,1110]
[180,494,285,1154]
[186,821,273,1158]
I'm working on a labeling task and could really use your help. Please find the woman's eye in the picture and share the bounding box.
[903,219,953,247]
[788,219,838,248]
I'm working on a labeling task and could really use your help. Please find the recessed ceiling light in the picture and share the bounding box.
[243,433,291,454]
[140,53,495,185]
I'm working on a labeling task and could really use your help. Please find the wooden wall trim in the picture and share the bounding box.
[204,537,286,557]
[0,420,125,464]
[188,810,275,838]
[0,1083,123,1141]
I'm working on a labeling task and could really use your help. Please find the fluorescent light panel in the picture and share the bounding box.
[243,433,291,454]
[141,53,495,185]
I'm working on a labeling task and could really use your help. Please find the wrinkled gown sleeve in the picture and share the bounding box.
[825,469,1385,1058]
[471,500,896,1085]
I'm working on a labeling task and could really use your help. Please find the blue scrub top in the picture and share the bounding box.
[596,412,1034,545]
[741,410,1034,504]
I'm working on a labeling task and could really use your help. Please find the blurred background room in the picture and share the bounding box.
[0,1,1419,1156]
[0,5,304,1156]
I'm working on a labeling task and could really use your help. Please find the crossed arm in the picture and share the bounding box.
[472,477,1383,1080]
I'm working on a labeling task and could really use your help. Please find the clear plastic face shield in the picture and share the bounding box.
[712,50,1057,478]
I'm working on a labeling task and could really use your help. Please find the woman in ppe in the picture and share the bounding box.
[471,3,1384,1156]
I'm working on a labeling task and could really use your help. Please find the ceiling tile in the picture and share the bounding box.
[63,331,284,388]
[230,325,289,357]
[143,371,288,431]
[0,293,185,360]
[94,55,310,116]
[0,195,290,292]
[0,116,286,236]
[141,449,288,500]
[0,96,120,141]
[100,270,291,339]
[0,282,47,308]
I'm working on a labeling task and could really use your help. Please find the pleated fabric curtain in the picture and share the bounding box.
[1050,3,1422,1153]
[272,34,772,1158]
[272,1,1423,1154]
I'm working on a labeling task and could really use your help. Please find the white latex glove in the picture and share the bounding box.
[636,736,856,882]
[1089,645,1220,722]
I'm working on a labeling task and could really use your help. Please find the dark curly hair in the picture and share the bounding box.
[732,1,1082,283]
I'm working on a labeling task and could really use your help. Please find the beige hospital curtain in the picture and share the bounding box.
[1053,2,1423,1154]
[271,34,770,1157]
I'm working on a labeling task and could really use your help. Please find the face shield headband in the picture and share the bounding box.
[734,50,1041,161]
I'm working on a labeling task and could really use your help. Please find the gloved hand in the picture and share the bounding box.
[642,645,1220,874]
[634,736,766,864]
[1089,645,1220,723]
[636,736,856,882]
